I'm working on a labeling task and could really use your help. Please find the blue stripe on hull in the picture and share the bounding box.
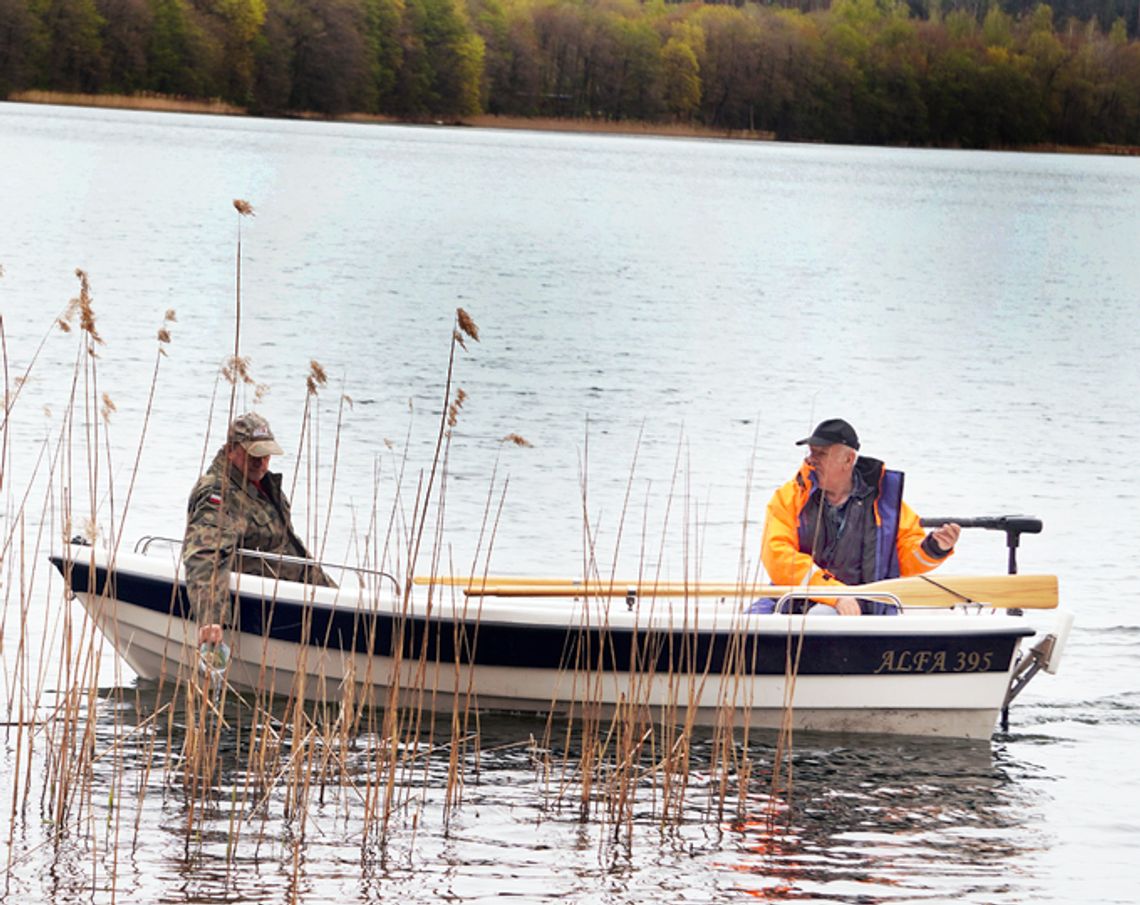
[52,557,1033,678]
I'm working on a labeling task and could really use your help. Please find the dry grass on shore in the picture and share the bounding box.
[10,89,245,116]
[10,90,1140,152]
[458,113,776,141]
[7,89,773,140]
[345,110,775,140]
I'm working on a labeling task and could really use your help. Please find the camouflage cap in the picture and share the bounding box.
[227,412,285,457]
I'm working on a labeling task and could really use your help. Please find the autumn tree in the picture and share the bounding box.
[34,0,108,91]
[146,0,213,95]
[661,33,700,118]
[397,0,484,115]
[200,0,267,101]
[0,0,45,95]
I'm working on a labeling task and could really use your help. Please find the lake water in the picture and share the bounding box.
[1,102,1138,903]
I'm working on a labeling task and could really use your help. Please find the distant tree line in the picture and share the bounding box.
[3,0,1140,147]
[912,0,1140,35]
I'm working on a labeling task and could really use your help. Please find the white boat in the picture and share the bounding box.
[49,538,1072,740]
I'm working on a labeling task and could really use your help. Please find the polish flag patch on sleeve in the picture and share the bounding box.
[206,493,222,507]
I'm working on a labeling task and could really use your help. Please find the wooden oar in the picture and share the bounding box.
[420,574,1058,609]
[413,575,596,587]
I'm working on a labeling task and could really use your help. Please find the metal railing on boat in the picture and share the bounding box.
[770,589,904,614]
[132,535,403,595]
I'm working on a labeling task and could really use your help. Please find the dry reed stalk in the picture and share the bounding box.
[108,309,176,566]
[1,311,8,496]
[35,277,112,840]
[231,200,253,374]
[316,389,349,567]
[728,430,765,773]
[359,308,482,845]
[407,310,476,591]
[8,321,136,903]
[444,463,511,817]
[522,414,795,846]
[765,619,808,836]
[67,317,173,886]
[401,450,449,816]
[591,428,649,831]
[757,505,828,833]
[623,433,691,828]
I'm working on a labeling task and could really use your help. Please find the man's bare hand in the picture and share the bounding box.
[931,523,961,553]
[835,598,862,616]
[198,623,223,645]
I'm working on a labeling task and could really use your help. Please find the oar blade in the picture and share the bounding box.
[869,574,1058,609]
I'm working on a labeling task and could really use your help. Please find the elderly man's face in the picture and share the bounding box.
[805,443,855,493]
[228,445,271,483]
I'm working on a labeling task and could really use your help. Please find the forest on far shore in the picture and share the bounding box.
[3,0,1140,148]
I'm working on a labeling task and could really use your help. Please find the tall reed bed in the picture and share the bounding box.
[0,222,796,900]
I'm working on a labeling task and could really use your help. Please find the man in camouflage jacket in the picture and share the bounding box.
[183,412,334,644]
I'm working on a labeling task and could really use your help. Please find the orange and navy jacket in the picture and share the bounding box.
[762,458,952,592]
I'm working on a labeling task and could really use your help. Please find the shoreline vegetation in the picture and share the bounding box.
[7,89,779,140]
[5,0,1140,152]
[10,89,1140,156]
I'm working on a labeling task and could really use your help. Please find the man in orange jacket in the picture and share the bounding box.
[760,418,960,615]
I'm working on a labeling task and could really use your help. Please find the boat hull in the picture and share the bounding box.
[52,547,1040,740]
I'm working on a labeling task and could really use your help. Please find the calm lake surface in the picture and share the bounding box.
[1,102,1138,904]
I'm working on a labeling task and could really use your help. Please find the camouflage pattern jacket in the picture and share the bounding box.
[182,450,334,628]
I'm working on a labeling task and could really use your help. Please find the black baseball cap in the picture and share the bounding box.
[795,418,860,450]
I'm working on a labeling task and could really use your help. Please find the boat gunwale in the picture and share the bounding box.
[49,547,1040,639]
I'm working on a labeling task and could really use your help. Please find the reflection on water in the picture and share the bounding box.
[3,681,1051,905]
[728,739,1025,902]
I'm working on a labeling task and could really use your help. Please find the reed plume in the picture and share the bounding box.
[456,307,479,343]
[157,308,175,349]
[222,355,254,386]
[447,387,466,427]
[73,269,104,346]
[306,359,328,396]
[55,270,104,344]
